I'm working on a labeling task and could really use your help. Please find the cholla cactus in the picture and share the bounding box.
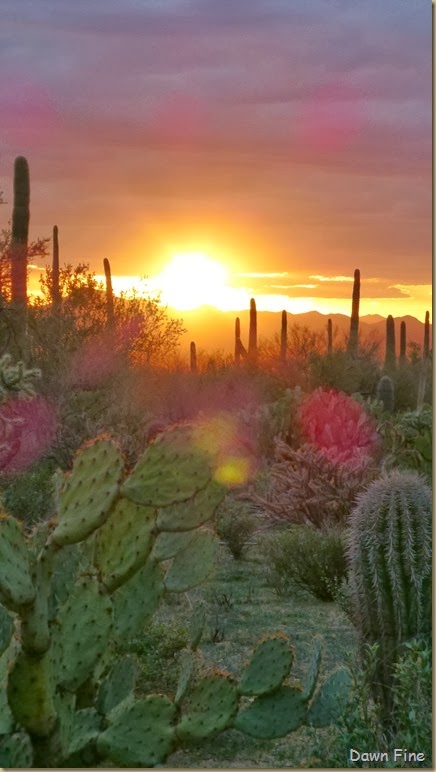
[347,470,432,722]
[298,388,381,468]
[0,355,41,401]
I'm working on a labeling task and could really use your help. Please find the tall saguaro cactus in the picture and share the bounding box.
[248,298,257,364]
[10,156,30,307]
[423,310,430,359]
[399,320,406,364]
[190,341,197,373]
[103,258,115,329]
[280,310,287,362]
[52,225,61,310]
[347,269,360,356]
[384,314,396,372]
[327,318,333,355]
[234,317,246,365]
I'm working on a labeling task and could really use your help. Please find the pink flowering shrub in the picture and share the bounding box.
[0,396,57,473]
[298,388,380,468]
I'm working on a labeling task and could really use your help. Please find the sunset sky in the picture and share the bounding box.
[1,0,431,322]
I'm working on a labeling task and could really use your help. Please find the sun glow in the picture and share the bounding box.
[149,252,247,311]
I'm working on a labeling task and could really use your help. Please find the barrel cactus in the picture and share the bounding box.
[347,470,432,720]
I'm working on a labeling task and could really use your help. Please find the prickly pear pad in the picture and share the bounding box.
[51,438,124,546]
[307,667,352,727]
[97,656,137,716]
[122,424,212,507]
[112,558,163,641]
[7,650,57,736]
[152,529,194,562]
[0,638,17,734]
[0,732,33,768]
[234,685,306,739]
[93,499,155,591]
[53,575,113,691]
[164,529,218,593]
[302,635,322,702]
[174,648,195,705]
[177,672,238,741]
[0,603,14,655]
[239,635,293,696]
[156,479,225,531]
[0,516,35,608]
[97,695,176,767]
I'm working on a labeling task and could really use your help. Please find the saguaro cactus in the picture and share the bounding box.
[190,341,197,373]
[423,310,430,359]
[52,225,61,310]
[347,269,360,356]
[234,316,246,365]
[10,157,30,307]
[384,315,396,372]
[399,320,406,364]
[248,298,257,364]
[103,258,115,330]
[280,310,287,362]
[347,471,432,724]
[327,318,333,355]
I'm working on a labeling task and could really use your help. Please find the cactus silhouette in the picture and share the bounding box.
[280,310,287,362]
[248,298,257,364]
[384,314,396,372]
[103,258,115,330]
[190,341,197,373]
[376,374,395,413]
[347,269,360,356]
[399,320,406,364]
[51,226,61,310]
[10,157,30,307]
[423,310,430,358]
[327,318,333,355]
[0,423,349,767]
[234,316,246,365]
[347,471,432,725]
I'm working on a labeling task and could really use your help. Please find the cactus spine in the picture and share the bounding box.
[103,258,115,330]
[384,314,396,372]
[190,341,197,373]
[347,471,432,723]
[327,318,333,355]
[399,320,406,365]
[51,225,61,310]
[375,374,395,413]
[280,310,287,362]
[347,268,360,356]
[10,157,30,308]
[248,297,257,364]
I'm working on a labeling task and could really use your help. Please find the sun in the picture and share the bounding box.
[150,252,231,310]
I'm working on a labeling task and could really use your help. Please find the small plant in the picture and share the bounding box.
[0,457,57,527]
[215,496,257,559]
[260,524,348,602]
[377,406,432,479]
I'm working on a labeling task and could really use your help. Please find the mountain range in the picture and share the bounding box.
[167,306,431,360]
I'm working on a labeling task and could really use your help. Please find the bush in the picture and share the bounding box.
[215,497,257,559]
[122,622,189,694]
[0,457,56,526]
[260,524,348,601]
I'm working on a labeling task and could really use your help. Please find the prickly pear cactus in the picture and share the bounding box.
[0,422,349,768]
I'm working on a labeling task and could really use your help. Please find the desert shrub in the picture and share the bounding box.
[309,640,432,768]
[215,497,258,559]
[122,622,189,694]
[297,387,381,467]
[260,524,348,601]
[237,386,303,458]
[309,349,381,396]
[251,441,377,528]
[0,456,56,526]
[377,406,432,479]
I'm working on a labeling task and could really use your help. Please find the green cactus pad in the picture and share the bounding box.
[307,667,352,727]
[239,634,293,696]
[113,558,163,641]
[0,602,14,655]
[122,424,212,507]
[302,635,322,702]
[177,672,238,742]
[152,530,194,561]
[97,656,137,716]
[164,529,218,593]
[49,544,85,619]
[189,602,206,650]
[97,694,176,767]
[0,516,35,608]
[0,732,33,767]
[54,575,113,691]
[0,639,18,733]
[156,480,225,531]
[174,648,195,706]
[234,685,306,739]
[51,438,124,546]
[7,650,57,736]
[93,499,155,591]
[62,706,102,758]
